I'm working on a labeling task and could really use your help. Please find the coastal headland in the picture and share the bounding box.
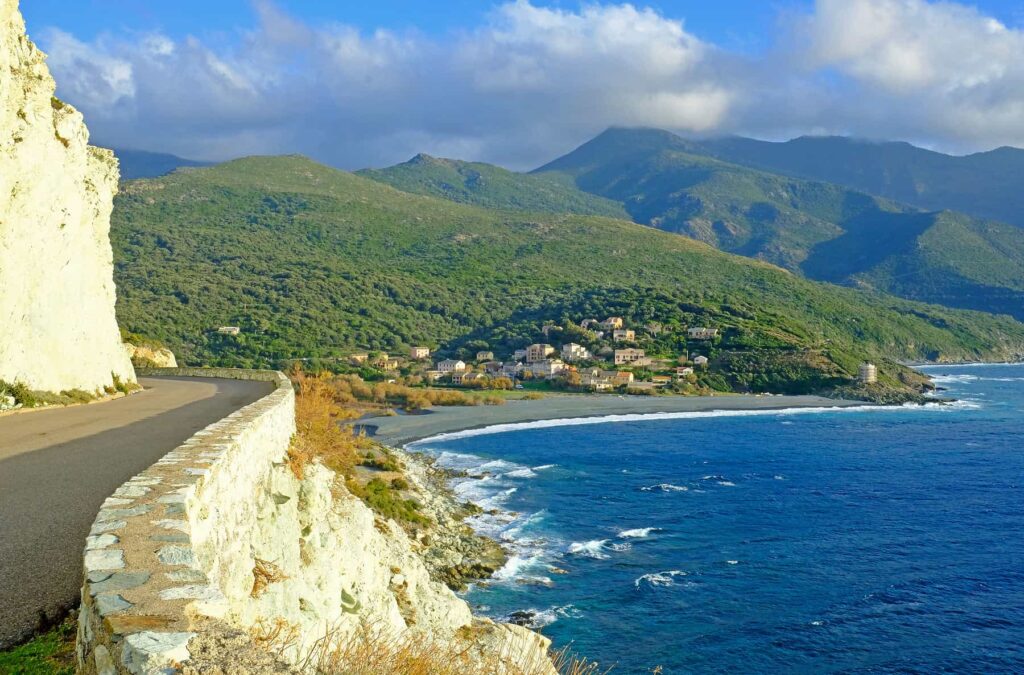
[362,393,868,446]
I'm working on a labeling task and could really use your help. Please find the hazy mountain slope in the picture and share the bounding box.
[357,153,628,218]
[693,135,1024,228]
[111,148,210,180]
[109,156,1024,396]
[535,128,1024,320]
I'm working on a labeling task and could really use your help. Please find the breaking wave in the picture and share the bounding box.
[619,527,661,538]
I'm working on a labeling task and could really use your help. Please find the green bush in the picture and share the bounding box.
[350,478,430,526]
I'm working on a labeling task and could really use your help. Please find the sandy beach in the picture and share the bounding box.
[361,393,868,446]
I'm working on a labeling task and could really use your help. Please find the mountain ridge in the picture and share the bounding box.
[111,154,1024,401]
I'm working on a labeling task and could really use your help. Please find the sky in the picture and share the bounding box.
[19,0,1024,169]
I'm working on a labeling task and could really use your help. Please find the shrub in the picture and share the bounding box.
[348,478,430,526]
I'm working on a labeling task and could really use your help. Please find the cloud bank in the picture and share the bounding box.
[37,0,1024,169]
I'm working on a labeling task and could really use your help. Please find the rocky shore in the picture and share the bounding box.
[399,449,510,590]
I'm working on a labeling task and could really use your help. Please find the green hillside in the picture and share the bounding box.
[110,155,1024,398]
[357,153,627,218]
[693,135,1024,229]
[533,128,1024,320]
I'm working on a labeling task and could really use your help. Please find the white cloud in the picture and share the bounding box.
[33,0,1024,169]
[784,0,1024,150]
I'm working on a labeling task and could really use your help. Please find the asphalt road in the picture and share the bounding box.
[0,376,273,649]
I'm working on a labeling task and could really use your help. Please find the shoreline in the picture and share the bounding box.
[362,393,871,447]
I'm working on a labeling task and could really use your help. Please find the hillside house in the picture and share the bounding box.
[675,366,695,377]
[513,348,528,361]
[349,353,369,364]
[482,361,504,375]
[688,327,719,340]
[580,319,598,329]
[561,343,592,362]
[217,326,241,336]
[475,350,495,362]
[613,328,636,342]
[524,359,565,379]
[526,343,555,362]
[370,353,400,370]
[693,355,709,368]
[410,346,431,360]
[601,317,624,330]
[436,359,466,373]
[651,375,672,385]
[453,372,486,386]
[613,371,636,385]
[502,362,525,377]
[580,371,614,391]
[614,349,651,366]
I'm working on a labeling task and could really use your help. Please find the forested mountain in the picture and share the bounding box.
[531,128,1024,320]
[110,155,1024,397]
[692,135,1024,229]
[357,153,627,218]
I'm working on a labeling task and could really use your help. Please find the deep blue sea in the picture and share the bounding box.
[408,364,1024,674]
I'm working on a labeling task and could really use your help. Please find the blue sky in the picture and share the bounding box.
[20,0,1024,168]
[22,0,1022,46]
[22,1,787,46]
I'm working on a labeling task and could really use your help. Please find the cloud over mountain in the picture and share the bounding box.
[36,0,1024,169]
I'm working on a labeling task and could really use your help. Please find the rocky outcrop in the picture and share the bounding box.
[0,0,135,393]
[123,343,178,368]
[78,369,554,674]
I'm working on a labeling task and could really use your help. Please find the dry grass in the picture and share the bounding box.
[251,558,289,598]
[290,620,599,675]
[288,370,370,480]
[550,646,615,675]
[251,617,609,675]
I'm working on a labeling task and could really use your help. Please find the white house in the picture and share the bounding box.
[614,348,647,365]
[613,328,635,342]
[688,327,719,340]
[561,343,592,362]
[217,326,241,336]
[524,359,565,379]
[436,359,467,374]
[693,355,709,368]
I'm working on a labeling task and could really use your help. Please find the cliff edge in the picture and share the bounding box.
[0,0,134,393]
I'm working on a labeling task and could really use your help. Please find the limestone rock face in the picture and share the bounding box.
[0,0,135,392]
[124,343,178,368]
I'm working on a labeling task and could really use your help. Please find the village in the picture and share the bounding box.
[338,316,723,395]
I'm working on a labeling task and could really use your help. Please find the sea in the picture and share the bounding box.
[407,364,1024,674]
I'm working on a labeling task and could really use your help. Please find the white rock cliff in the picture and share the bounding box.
[0,0,135,393]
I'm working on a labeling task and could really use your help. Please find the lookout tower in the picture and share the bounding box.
[858,362,878,384]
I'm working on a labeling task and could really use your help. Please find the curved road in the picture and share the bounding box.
[0,376,273,648]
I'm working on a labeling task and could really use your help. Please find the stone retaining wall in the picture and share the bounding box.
[76,368,295,674]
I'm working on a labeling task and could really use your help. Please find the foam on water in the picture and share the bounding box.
[619,527,661,538]
[406,403,950,447]
[635,570,688,589]
[640,483,688,492]
[567,539,612,559]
